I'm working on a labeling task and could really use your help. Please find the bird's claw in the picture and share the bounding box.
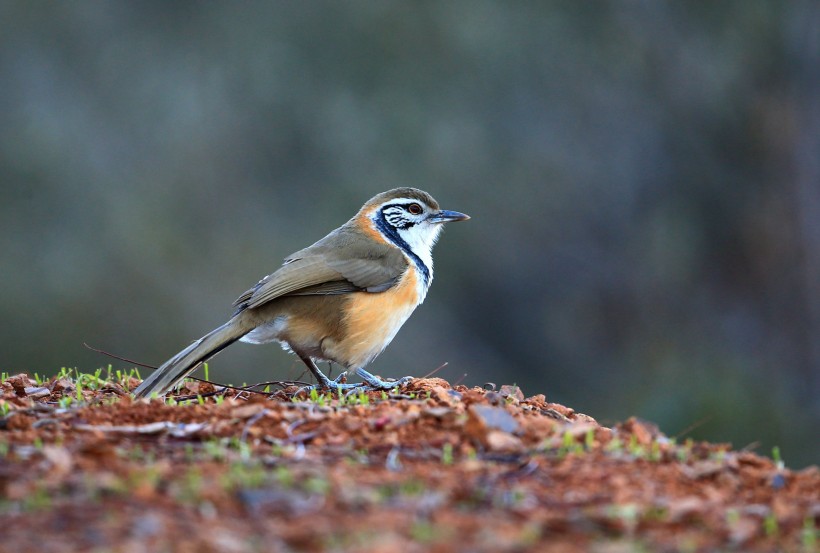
[294,370,414,398]
[295,371,359,396]
[356,369,414,392]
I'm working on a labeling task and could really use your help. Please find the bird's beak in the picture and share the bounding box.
[429,209,470,223]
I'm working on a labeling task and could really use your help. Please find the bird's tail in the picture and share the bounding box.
[133,317,254,398]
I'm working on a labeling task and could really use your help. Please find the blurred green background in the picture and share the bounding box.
[1,1,817,467]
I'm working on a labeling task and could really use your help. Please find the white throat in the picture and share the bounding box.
[368,205,444,301]
[396,223,442,281]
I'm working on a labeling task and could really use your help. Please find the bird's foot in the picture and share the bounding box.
[354,368,413,392]
[295,371,361,396]
[293,369,413,398]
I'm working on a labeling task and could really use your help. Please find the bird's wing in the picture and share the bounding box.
[233,230,408,310]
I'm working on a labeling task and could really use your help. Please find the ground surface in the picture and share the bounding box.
[0,370,818,553]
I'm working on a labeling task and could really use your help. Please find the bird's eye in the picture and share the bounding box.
[407,203,423,215]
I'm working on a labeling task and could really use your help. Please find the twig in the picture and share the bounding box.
[83,343,158,370]
[285,419,319,443]
[241,409,270,443]
[671,415,713,441]
[423,362,449,379]
[85,342,311,399]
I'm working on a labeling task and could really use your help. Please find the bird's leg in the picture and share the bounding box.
[295,354,360,393]
[354,367,413,391]
[292,356,412,396]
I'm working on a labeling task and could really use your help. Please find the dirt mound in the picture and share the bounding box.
[1,371,818,552]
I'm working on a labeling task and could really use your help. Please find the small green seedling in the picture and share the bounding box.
[763,513,779,537]
[802,517,817,550]
[441,443,454,465]
[584,429,595,450]
[771,446,784,470]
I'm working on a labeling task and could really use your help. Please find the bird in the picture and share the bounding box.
[133,187,469,398]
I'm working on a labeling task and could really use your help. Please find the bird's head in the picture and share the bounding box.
[360,188,469,269]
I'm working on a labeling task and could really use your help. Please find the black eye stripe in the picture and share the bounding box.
[383,207,413,229]
[381,201,427,230]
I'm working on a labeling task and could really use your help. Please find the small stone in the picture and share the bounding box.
[524,394,547,407]
[728,516,758,545]
[499,384,524,401]
[561,422,599,439]
[465,405,520,447]
[429,386,457,406]
[484,391,503,405]
[42,445,73,477]
[422,407,454,419]
[682,460,724,479]
[770,472,787,490]
[8,374,32,397]
[486,430,523,452]
[231,404,267,419]
[470,405,519,434]
[50,379,74,393]
[617,417,661,445]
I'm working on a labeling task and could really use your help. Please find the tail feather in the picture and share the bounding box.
[133,318,253,398]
